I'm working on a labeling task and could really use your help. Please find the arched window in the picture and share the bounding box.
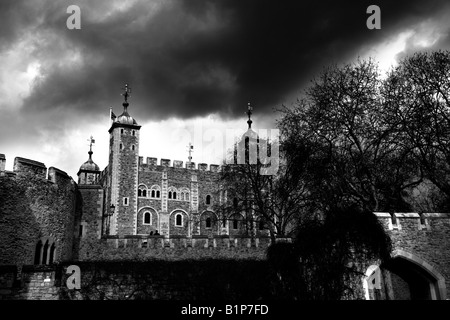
[42,240,49,265]
[144,212,151,225]
[206,217,212,228]
[120,143,123,150]
[233,197,238,208]
[151,190,155,198]
[233,219,238,230]
[121,129,124,134]
[206,195,211,205]
[173,191,177,199]
[132,145,135,151]
[185,192,189,201]
[156,190,160,198]
[132,130,135,136]
[49,243,56,264]
[222,217,227,227]
[175,213,183,227]
[259,220,265,230]
[168,191,172,199]
[138,186,147,198]
[34,241,42,265]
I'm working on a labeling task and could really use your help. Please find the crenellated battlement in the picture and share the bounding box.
[103,234,278,249]
[138,156,221,172]
[0,154,74,185]
[374,212,450,231]
[77,235,291,261]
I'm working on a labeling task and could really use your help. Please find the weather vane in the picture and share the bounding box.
[87,135,95,152]
[122,83,131,102]
[246,102,253,129]
[187,142,194,163]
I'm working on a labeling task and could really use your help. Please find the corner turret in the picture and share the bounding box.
[77,136,100,184]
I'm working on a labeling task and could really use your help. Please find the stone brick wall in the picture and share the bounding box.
[0,156,78,266]
[78,235,273,261]
[374,212,450,294]
[134,159,253,238]
[0,261,274,300]
[77,185,104,261]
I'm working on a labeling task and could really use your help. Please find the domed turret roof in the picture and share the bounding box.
[79,151,100,172]
[109,84,139,129]
[114,106,138,125]
[242,102,259,140]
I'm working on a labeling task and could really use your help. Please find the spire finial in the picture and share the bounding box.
[87,135,95,160]
[187,142,194,163]
[122,83,131,103]
[246,102,253,129]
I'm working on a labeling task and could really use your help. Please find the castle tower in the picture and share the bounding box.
[107,84,141,236]
[77,136,100,184]
[236,102,260,165]
[77,136,104,250]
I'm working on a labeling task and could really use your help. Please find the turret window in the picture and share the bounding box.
[131,145,135,151]
[149,185,161,199]
[132,130,135,136]
[123,197,129,206]
[34,239,56,265]
[259,220,265,230]
[34,241,42,265]
[138,186,147,198]
[206,195,211,205]
[180,189,190,201]
[175,213,183,227]
[168,187,179,200]
[121,129,124,134]
[120,143,123,150]
[143,212,151,225]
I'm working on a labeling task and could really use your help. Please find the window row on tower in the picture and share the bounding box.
[138,185,161,198]
[168,187,191,201]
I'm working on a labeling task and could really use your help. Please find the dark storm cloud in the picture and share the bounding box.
[10,0,450,125]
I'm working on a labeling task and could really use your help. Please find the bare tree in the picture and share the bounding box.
[384,51,450,203]
[214,135,312,240]
[278,58,422,212]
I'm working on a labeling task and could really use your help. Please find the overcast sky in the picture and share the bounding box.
[1,0,450,179]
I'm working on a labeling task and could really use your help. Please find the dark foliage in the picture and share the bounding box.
[267,205,392,300]
[58,259,276,300]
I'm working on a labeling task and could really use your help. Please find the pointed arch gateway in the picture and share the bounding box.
[363,250,446,300]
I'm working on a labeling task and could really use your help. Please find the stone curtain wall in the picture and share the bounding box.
[374,212,450,293]
[0,261,274,300]
[76,185,104,260]
[0,157,78,266]
[78,235,273,261]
